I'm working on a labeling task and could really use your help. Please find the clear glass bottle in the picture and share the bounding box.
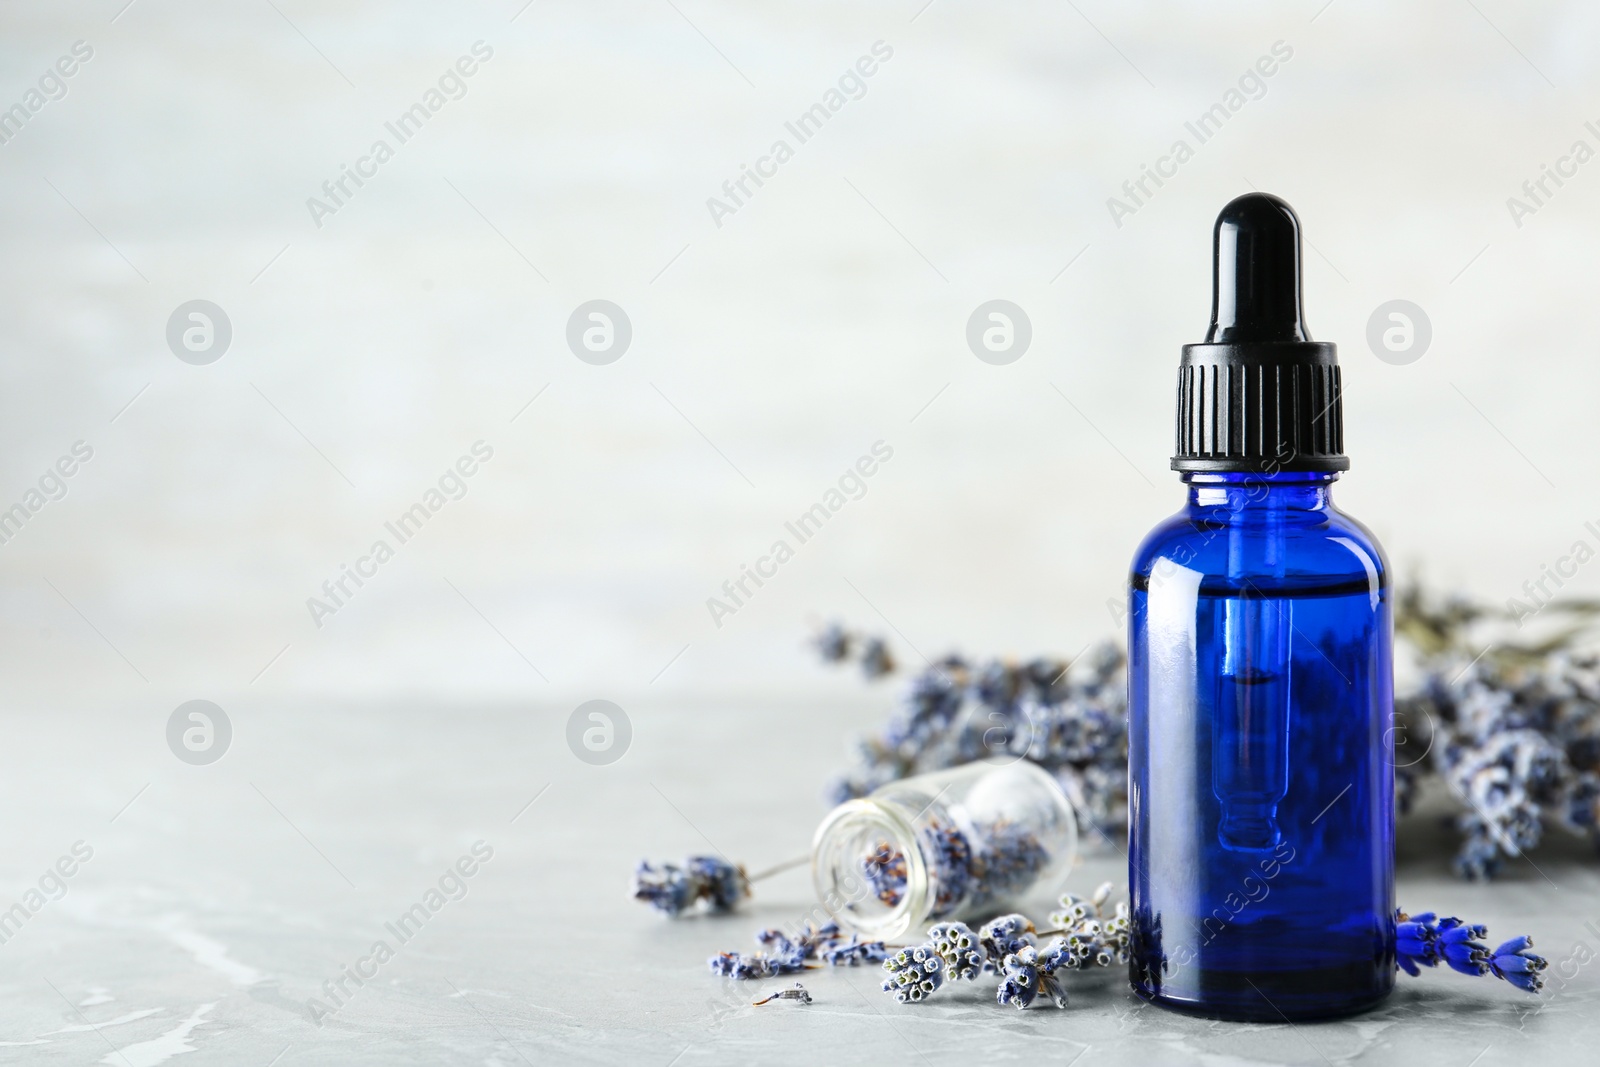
[1127,193,1394,1021]
[812,760,1078,940]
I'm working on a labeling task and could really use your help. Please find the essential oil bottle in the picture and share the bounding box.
[1126,193,1394,1020]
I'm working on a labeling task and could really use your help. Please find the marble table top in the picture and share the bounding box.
[2,696,1596,1066]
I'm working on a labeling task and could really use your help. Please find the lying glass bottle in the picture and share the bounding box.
[812,760,1077,939]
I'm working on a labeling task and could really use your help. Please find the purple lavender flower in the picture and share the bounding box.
[632,859,694,916]
[1489,935,1547,993]
[1393,585,1600,879]
[758,919,840,963]
[1038,938,1073,987]
[752,931,808,974]
[966,820,1050,911]
[811,623,897,680]
[714,920,883,980]
[1395,765,1420,817]
[1394,909,1544,993]
[858,817,1050,923]
[1564,773,1600,832]
[695,856,749,910]
[859,637,895,679]
[922,822,974,916]
[928,922,985,981]
[1436,917,1490,976]
[996,943,1068,1009]
[1395,911,1437,977]
[814,623,851,663]
[1048,884,1131,969]
[979,913,1036,970]
[824,640,1128,837]
[634,856,749,916]
[881,944,946,1003]
[1038,941,1072,1008]
[821,935,889,967]
[1450,829,1503,881]
[710,951,786,980]
[974,661,1022,708]
[1395,911,1487,975]
[885,669,967,754]
[861,841,909,907]
[996,945,1040,1008]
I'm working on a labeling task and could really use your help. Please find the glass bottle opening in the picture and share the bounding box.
[812,761,1078,941]
[811,799,929,941]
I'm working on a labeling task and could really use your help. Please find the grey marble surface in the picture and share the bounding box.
[5,5,1600,1063]
[3,696,1597,1066]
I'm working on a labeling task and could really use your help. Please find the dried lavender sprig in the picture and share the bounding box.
[634,853,807,917]
[822,934,891,967]
[711,922,830,980]
[1047,881,1132,969]
[816,626,1129,838]
[709,950,794,981]
[812,623,896,679]
[978,913,1037,968]
[861,915,1036,1006]
[1395,909,1547,993]
[881,944,945,1003]
[711,921,887,980]
[1395,583,1600,879]
[927,922,985,981]
[633,856,749,917]
[997,942,1071,1010]
[874,889,1551,1008]
[884,911,1081,1008]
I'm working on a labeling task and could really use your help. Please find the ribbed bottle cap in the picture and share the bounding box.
[1172,193,1347,473]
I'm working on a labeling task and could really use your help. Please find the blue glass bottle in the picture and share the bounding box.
[1127,194,1394,1020]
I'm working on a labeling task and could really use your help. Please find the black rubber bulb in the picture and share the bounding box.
[1205,192,1309,344]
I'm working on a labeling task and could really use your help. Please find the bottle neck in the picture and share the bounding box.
[1184,471,1336,513]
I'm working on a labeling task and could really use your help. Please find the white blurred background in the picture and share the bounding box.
[8,4,1600,1061]
[3,0,1598,711]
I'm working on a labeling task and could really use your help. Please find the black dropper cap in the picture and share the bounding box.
[1172,193,1347,473]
